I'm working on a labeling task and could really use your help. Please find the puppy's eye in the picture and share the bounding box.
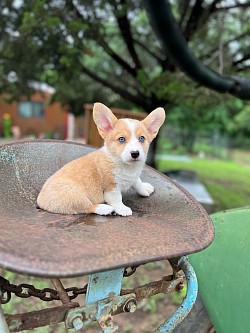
[139,136,145,142]
[118,137,126,143]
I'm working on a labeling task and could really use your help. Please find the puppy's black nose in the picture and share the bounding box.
[131,150,140,159]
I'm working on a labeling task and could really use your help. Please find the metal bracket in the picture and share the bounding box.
[66,268,129,332]
[65,293,136,332]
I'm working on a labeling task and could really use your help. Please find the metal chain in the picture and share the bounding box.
[0,267,138,304]
[123,265,139,277]
[0,276,87,304]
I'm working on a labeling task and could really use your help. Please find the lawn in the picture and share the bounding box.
[156,154,250,212]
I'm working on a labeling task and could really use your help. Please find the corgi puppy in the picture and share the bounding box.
[37,103,165,216]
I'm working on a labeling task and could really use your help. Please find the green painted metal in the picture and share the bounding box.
[188,207,250,333]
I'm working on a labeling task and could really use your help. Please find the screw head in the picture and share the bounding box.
[124,299,137,313]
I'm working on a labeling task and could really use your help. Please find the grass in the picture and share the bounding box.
[157,155,250,212]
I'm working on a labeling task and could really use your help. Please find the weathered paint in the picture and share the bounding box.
[87,271,124,332]
[155,256,198,333]
[66,269,125,331]
[86,268,125,304]
[0,150,16,163]
[65,293,135,331]
[189,207,250,333]
[0,300,10,333]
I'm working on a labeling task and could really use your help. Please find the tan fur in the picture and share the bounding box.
[37,103,165,216]
[37,150,116,214]
[103,119,133,156]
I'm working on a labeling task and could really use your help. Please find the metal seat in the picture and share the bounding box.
[0,140,214,278]
[0,140,215,332]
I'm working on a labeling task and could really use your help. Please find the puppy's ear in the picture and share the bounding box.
[142,107,165,141]
[93,103,118,139]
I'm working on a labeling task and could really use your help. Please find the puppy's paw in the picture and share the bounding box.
[137,182,155,197]
[114,205,132,217]
[95,204,114,216]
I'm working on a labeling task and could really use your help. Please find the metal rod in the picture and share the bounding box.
[154,256,198,333]
[0,300,10,333]
[5,303,78,332]
[51,279,71,304]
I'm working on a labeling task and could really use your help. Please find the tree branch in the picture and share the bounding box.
[183,0,222,41]
[133,38,163,62]
[233,53,250,66]
[178,0,191,28]
[215,3,250,11]
[133,37,177,71]
[200,31,250,61]
[99,39,137,77]
[80,64,149,109]
[64,1,138,78]
[114,0,142,70]
[183,0,203,41]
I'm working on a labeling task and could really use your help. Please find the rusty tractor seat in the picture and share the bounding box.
[0,140,214,278]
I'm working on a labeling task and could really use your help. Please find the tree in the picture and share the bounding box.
[0,0,250,158]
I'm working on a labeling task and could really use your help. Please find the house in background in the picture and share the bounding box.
[0,87,145,143]
[0,85,85,140]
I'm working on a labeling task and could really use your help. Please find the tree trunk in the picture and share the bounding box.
[146,136,158,168]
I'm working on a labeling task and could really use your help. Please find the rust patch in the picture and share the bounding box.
[5,303,78,332]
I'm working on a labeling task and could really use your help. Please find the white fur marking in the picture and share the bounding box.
[104,190,132,216]
[121,119,146,163]
[133,178,155,196]
[95,204,114,215]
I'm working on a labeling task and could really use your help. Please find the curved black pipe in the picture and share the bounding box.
[143,0,250,100]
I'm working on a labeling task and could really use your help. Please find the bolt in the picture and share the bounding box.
[71,316,84,331]
[176,282,184,291]
[124,299,137,313]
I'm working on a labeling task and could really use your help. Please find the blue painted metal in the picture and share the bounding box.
[69,268,124,333]
[0,296,10,333]
[65,292,136,331]
[155,256,198,333]
[86,268,124,305]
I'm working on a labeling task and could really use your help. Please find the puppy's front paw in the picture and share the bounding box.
[137,182,155,197]
[114,205,132,216]
[95,204,114,216]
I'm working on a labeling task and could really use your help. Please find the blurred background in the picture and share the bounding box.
[0,0,250,332]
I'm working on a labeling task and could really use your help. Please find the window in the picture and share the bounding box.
[18,101,44,118]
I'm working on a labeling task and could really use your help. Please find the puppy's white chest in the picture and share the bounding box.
[115,165,141,191]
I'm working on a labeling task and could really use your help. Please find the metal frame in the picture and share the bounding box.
[155,257,198,332]
[1,257,198,332]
